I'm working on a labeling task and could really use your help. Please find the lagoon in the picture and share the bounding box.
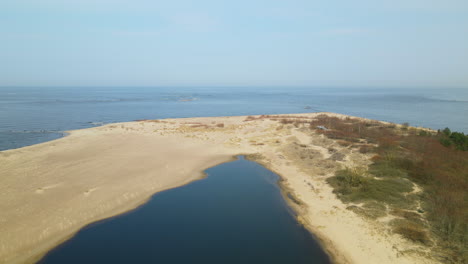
[38,156,330,264]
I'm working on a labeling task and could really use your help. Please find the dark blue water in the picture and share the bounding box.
[1,86,467,151]
[38,156,330,264]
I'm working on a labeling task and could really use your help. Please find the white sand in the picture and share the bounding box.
[0,113,436,263]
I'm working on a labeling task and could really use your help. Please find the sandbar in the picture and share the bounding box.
[0,113,436,263]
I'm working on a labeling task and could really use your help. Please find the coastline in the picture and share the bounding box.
[0,113,436,264]
[31,155,241,264]
[0,120,241,264]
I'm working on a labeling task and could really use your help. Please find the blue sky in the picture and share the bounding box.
[1,0,468,87]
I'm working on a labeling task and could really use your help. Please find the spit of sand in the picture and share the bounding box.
[0,113,436,264]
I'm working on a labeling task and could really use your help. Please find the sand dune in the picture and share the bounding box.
[0,113,435,264]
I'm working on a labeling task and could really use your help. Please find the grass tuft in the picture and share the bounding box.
[391,219,431,245]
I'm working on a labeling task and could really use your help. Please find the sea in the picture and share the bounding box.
[1,86,467,151]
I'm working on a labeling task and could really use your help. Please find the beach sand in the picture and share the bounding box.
[0,113,436,264]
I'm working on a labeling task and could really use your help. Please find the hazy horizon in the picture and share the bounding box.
[2,0,468,88]
[1,85,467,89]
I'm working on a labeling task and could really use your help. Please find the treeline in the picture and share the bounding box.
[438,127,468,151]
[305,115,467,263]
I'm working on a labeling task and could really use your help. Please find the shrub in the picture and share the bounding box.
[418,130,430,136]
[327,168,367,196]
[442,127,451,136]
[329,169,414,207]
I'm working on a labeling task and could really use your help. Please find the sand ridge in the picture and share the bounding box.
[0,113,436,264]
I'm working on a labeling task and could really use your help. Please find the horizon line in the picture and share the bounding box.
[1,85,467,89]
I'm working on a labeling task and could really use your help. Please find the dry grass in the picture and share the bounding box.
[391,219,431,245]
[312,114,467,262]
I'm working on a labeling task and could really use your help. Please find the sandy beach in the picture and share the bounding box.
[0,113,436,264]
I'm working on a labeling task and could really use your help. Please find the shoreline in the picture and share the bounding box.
[17,158,237,264]
[276,170,343,264]
[31,154,336,264]
[0,113,436,264]
[33,155,240,264]
[248,154,347,264]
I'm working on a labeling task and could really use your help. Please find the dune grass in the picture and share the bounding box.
[327,168,414,208]
[275,114,468,263]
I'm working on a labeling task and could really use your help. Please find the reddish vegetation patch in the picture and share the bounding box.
[305,114,467,261]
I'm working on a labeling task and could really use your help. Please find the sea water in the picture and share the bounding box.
[1,86,467,151]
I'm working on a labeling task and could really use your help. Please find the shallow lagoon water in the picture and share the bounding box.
[38,156,330,264]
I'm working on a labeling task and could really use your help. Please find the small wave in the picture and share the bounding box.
[177,96,198,102]
[5,130,63,134]
[28,98,146,104]
[367,95,468,104]
[88,121,106,126]
[303,106,321,112]
[427,97,468,103]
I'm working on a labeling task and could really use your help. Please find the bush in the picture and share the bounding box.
[442,127,451,136]
[440,137,452,147]
[327,168,367,196]
[328,168,414,207]
[337,168,367,187]
[438,128,468,150]
[418,130,430,136]
[450,132,468,151]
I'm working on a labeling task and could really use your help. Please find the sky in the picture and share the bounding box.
[1,0,468,87]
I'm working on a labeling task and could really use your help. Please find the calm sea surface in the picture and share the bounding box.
[1,86,467,151]
[38,156,330,264]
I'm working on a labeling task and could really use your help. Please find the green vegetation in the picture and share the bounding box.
[309,115,468,263]
[368,159,407,178]
[327,167,414,208]
[438,127,468,150]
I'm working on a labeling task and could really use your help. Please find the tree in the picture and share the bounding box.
[442,127,451,136]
